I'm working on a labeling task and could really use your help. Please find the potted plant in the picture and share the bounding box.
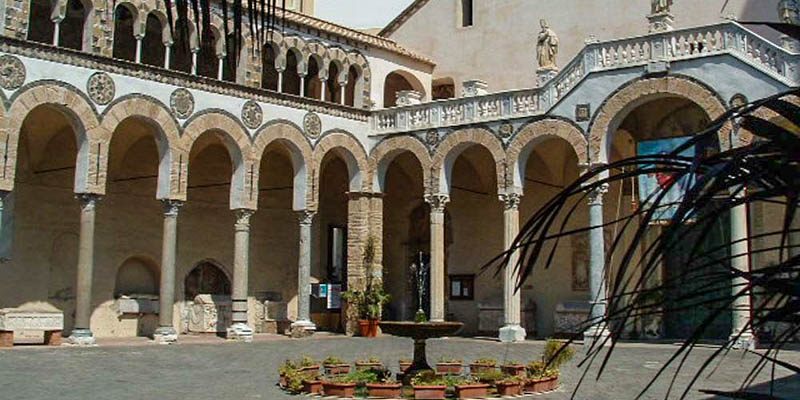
[473,370,505,385]
[280,369,309,394]
[453,375,490,399]
[297,355,320,378]
[323,356,351,375]
[436,356,463,374]
[341,237,391,337]
[495,375,524,396]
[301,378,322,394]
[500,360,526,377]
[469,357,498,374]
[399,358,413,372]
[322,374,357,398]
[411,370,447,399]
[524,339,575,393]
[365,368,402,399]
[355,356,383,370]
[278,359,297,388]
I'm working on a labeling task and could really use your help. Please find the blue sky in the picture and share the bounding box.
[315,0,416,29]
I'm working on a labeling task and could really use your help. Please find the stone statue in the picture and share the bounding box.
[779,0,800,24]
[537,19,559,70]
[651,0,673,14]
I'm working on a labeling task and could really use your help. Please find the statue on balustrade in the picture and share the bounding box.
[779,0,800,25]
[537,19,559,71]
[651,0,673,14]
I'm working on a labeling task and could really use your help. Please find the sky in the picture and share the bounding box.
[315,0,416,30]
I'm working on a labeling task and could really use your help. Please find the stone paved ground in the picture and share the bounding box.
[0,335,798,400]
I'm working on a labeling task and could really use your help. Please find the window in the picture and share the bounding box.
[461,0,473,27]
[449,275,475,300]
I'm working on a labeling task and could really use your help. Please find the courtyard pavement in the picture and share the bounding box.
[0,334,798,400]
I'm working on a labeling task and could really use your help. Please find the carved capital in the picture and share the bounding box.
[499,193,522,211]
[234,209,255,230]
[296,210,316,226]
[162,199,184,217]
[588,184,609,206]
[76,194,102,211]
[424,194,450,213]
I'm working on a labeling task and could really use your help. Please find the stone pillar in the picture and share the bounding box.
[340,82,347,105]
[52,18,62,46]
[227,209,254,341]
[135,35,144,63]
[320,79,327,101]
[217,57,225,80]
[154,200,182,344]
[499,193,526,342]
[425,194,449,322]
[730,189,755,349]
[191,49,199,75]
[277,69,284,93]
[68,194,101,345]
[584,185,610,345]
[291,210,316,335]
[343,192,371,335]
[164,44,172,69]
[299,74,306,97]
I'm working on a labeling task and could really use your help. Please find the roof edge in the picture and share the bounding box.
[379,0,431,37]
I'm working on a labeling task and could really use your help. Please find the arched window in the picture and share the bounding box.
[283,50,301,95]
[196,29,218,78]
[113,4,137,61]
[59,0,89,51]
[141,13,165,67]
[261,44,279,90]
[28,0,55,45]
[222,33,240,82]
[305,57,321,99]
[344,66,359,107]
[170,19,193,73]
[432,77,456,100]
[184,261,231,300]
[384,71,419,107]
[326,62,340,103]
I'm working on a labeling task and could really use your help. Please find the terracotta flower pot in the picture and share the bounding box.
[413,384,447,399]
[355,362,384,370]
[545,376,559,391]
[454,383,490,399]
[501,364,526,377]
[358,319,380,337]
[399,361,413,372]
[469,363,497,374]
[279,374,287,388]
[322,381,356,398]
[366,382,403,398]
[435,362,463,374]
[324,364,351,375]
[369,319,380,337]
[496,381,522,396]
[298,365,321,378]
[302,380,322,394]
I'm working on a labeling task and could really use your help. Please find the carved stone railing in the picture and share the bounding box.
[371,21,799,135]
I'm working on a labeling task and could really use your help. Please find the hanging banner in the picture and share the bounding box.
[637,137,695,224]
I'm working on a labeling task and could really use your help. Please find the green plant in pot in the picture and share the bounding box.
[524,339,575,393]
[323,356,351,376]
[341,237,391,338]
[411,370,447,400]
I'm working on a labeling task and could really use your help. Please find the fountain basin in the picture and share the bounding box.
[379,321,464,383]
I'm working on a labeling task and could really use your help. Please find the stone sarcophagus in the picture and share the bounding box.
[554,301,591,337]
[188,295,232,334]
[263,300,291,335]
[0,308,64,347]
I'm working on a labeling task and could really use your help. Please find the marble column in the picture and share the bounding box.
[299,74,307,97]
[320,79,327,101]
[584,185,610,345]
[291,210,316,334]
[68,194,101,345]
[499,193,526,342]
[340,83,347,105]
[730,189,755,349]
[277,69,285,93]
[52,18,63,46]
[134,35,144,63]
[227,209,254,341]
[154,200,182,344]
[164,44,172,69]
[425,194,449,322]
[191,49,199,75]
[217,56,225,80]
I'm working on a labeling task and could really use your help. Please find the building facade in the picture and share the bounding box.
[0,0,795,345]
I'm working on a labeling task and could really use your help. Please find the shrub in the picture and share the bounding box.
[414,310,428,323]
[278,359,297,376]
[472,357,498,365]
[299,355,316,367]
[323,356,346,365]
[283,369,310,393]
[438,356,463,363]
[411,370,446,386]
[474,370,505,383]
[543,339,575,370]
[356,357,382,364]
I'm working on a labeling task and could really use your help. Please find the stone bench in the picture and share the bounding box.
[0,309,64,347]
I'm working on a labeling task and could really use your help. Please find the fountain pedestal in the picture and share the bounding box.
[379,321,464,383]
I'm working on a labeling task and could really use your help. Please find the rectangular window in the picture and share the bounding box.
[449,275,475,300]
[461,0,473,27]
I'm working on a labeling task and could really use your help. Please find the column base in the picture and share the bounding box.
[226,323,253,342]
[67,329,96,346]
[153,327,178,344]
[499,325,526,343]
[290,320,316,338]
[729,330,756,351]
[583,326,611,348]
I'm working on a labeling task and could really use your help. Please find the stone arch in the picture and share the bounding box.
[181,111,254,210]
[346,51,371,108]
[184,259,232,300]
[507,118,588,192]
[589,76,727,163]
[368,135,432,193]
[99,96,183,199]
[327,47,349,83]
[739,94,800,147]
[283,35,308,74]
[312,131,369,205]
[431,127,506,195]
[252,121,313,210]
[6,82,101,194]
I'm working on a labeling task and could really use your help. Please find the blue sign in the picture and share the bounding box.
[637,137,695,223]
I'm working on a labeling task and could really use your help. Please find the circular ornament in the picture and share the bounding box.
[0,55,25,90]
[498,123,514,139]
[87,72,115,105]
[303,112,322,138]
[241,100,263,129]
[170,88,194,119]
[425,130,440,147]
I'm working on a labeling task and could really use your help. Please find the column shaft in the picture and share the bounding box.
[499,193,525,342]
[228,209,254,341]
[294,211,315,328]
[730,190,755,349]
[277,70,284,93]
[69,194,100,345]
[300,75,306,97]
[135,38,143,63]
[155,200,182,343]
[585,186,610,344]
[164,45,171,69]
[425,194,449,322]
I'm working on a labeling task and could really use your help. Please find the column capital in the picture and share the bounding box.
[162,199,184,216]
[234,209,255,230]
[296,210,316,226]
[76,193,102,211]
[424,193,450,213]
[499,193,522,211]
[587,184,609,206]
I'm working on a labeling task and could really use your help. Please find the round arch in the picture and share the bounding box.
[312,132,369,204]
[368,136,432,193]
[252,122,313,210]
[507,119,588,192]
[431,128,505,195]
[383,69,426,108]
[589,76,728,163]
